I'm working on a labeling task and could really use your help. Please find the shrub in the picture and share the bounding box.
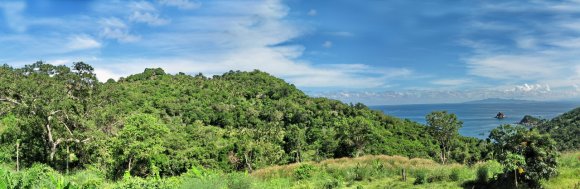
[476,166,489,184]
[180,175,225,189]
[353,165,373,181]
[227,172,253,189]
[449,168,462,181]
[321,178,340,189]
[67,167,106,189]
[293,164,316,180]
[414,170,427,185]
[0,167,11,189]
[427,171,447,183]
[14,164,70,189]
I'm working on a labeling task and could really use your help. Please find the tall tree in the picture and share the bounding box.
[426,111,462,164]
[113,114,169,178]
[0,62,91,168]
[488,124,558,188]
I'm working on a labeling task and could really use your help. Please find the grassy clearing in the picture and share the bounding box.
[542,151,580,189]
[0,152,578,188]
[251,155,502,189]
[250,152,579,189]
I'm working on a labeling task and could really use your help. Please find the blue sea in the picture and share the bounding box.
[371,101,580,139]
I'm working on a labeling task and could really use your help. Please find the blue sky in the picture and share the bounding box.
[1,0,580,105]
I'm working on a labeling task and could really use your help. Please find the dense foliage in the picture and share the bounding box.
[1,152,578,189]
[487,125,558,188]
[0,62,487,181]
[537,107,580,151]
[426,111,463,164]
[0,62,575,188]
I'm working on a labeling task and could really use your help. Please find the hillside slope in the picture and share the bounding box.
[538,107,580,151]
[0,62,485,179]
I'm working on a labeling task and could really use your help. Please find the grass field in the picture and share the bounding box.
[1,152,578,188]
[249,151,580,189]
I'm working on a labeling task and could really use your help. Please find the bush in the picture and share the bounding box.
[414,170,427,185]
[476,166,489,184]
[67,167,106,189]
[227,172,253,189]
[321,178,340,189]
[0,167,12,189]
[13,164,73,189]
[180,175,225,189]
[294,164,316,180]
[449,168,463,181]
[427,171,448,183]
[353,165,373,181]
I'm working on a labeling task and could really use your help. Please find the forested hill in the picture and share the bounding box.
[0,62,482,179]
[537,107,580,151]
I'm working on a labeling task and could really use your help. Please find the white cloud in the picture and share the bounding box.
[466,54,563,80]
[0,1,26,32]
[129,11,169,26]
[508,83,551,93]
[129,1,157,12]
[322,41,333,48]
[92,47,411,88]
[316,83,578,105]
[432,79,471,86]
[127,1,169,26]
[463,1,580,94]
[98,17,140,42]
[49,59,70,66]
[66,35,101,51]
[515,36,537,49]
[81,0,411,89]
[0,0,411,91]
[94,68,125,81]
[157,0,201,10]
[307,9,317,16]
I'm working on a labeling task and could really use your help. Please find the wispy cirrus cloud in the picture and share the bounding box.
[98,17,140,43]
[157,0,201,10]
[0,1,26,32]
[0,0,407,89]
[431,79,471,86]
[4,0,580,104]
[66,35,102,51]
[461,0,580,96]
[128,1,169,26]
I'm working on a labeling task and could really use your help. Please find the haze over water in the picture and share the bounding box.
[372,101,580,139]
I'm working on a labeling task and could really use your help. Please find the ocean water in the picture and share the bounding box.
[371,102,580,139]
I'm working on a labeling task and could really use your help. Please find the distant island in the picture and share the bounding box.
[462,98,537,104]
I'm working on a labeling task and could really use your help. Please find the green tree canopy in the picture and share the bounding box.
[426,111,463,164]
[488,124,558,188]
[114,114,169,178]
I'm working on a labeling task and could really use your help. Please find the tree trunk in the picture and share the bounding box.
[50,142,57,162]
[514,169,518,188]
[401,168,407,181]
[46,119,57,161]
[66,145,70,174]
[244,152,253,173]
[128,156,133,172]
[16,142,19,172]
[296,143,302,163]
[440,146,447,164]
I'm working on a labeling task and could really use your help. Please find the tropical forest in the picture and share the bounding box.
[2,1,580,189]
[0,62,578,188]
